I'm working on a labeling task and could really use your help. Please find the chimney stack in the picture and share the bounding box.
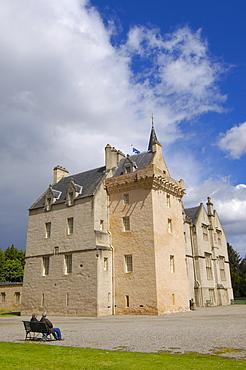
[53,165,69,184]
[105,144,125,171]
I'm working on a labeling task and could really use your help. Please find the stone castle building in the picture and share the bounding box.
[21,124,233,316]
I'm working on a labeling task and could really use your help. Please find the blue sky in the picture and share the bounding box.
[0,0,246,256]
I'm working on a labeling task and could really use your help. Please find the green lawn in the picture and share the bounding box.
[0,342,245,370]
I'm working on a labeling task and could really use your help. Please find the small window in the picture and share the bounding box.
[124,194,129,204]
[15,292,21,304]
[104,257,108,271]
[170,255,175,273]
[65,254,72,274]
[219,256,226,281]
[54,246,59,255]
[166,194,171,208]
[41,294,44,306]
[203,226,208,241]
[205,253,213,280]
[126,295,130,307]
[67,217,74,235]
[168,219,172,233]
[45,222,51,238]
[1,292,6,303]
[172,293,175,305]
[100,220,104,231]
[42,257,50,276]
[125,255,133,273]
[46,197,52,211]
[66,293,69,306]
[184,232,187,243]
[123,217,130,231]
[125,165,131,173]
[68,192,74,206]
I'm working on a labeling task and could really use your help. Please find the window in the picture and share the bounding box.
[65,254,72,274]
[100,220,104,231]
[168,219,172,233]
[67,217,74,235]
[123,217,130,231]
[125,165,131,173]
[68,192,74,206]
[219,256,226,281]
[126,295,130,308]
[184,232,187,243]
[54,246,59,255]
[125,255,133,273]
[41,294,44,306]
[172,293,175,305]
[170,255,175,273]
[66,293,69,306]
[15,292,21,304]
[1,292,6,303]
[205,253,213,280]
[209,289,215,304]
[46,197,52,211]
[45,222,51,238]
[104,257,108,271]
[124,194,129,204]
[202,225,208,241]
[42,257,50,276]
[166,194,171,208]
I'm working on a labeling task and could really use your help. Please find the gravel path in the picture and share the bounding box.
[1,305,245,359]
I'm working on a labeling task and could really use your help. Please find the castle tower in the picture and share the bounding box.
[105,121,189,314]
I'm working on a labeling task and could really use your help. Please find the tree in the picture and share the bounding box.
[227,243,246,297]
[0,245,25,282]
[0,259,24,282]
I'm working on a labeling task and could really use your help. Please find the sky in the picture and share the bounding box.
[0,0,246,257]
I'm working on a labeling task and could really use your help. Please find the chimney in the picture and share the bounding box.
[206,197,214,217]
[53,165,69,184]
[105,144,125,171]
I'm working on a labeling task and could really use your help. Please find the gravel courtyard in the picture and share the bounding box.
[1,305,245,359]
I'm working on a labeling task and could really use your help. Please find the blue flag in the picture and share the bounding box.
[133,147,140,154]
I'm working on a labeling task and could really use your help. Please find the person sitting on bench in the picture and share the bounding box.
[40,312,62,340]
[30,314,39,322]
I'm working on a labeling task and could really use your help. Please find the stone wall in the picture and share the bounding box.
[0,283,22,312]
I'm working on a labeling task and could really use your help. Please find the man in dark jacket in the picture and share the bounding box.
[40,312,62,340]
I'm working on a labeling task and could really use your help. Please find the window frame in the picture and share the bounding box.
[67,217,74,235]
[123,217,130,231]
[42,257,50,276]
[65,254,72,274]
[205,253,213,280]
[45,222,51,238]
[125,254,133,273]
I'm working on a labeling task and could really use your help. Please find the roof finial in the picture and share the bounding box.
[150,113,155,128]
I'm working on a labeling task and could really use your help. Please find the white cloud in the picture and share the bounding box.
[0,0,232,252]
[218,121,246,159]
[183,177,246,256]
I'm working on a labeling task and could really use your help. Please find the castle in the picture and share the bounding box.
[21,124,233,316]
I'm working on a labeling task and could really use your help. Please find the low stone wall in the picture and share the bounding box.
[0,282,22,312]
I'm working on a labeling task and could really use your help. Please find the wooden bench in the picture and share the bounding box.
[22,321,53,341]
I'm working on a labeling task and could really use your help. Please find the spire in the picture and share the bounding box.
[148,114,159,152]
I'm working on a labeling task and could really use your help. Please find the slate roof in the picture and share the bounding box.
[113,151,153,177]
[30,166,106,209]
[184,206,200,223]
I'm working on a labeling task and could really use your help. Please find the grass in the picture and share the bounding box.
[0,310,20,316]
[0,342,245,370]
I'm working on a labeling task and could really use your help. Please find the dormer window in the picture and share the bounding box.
[44,186,61,211]
[66,179,82,206]
[46,197,52,211]
[123,155,137,174]
[68,192,74,206]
